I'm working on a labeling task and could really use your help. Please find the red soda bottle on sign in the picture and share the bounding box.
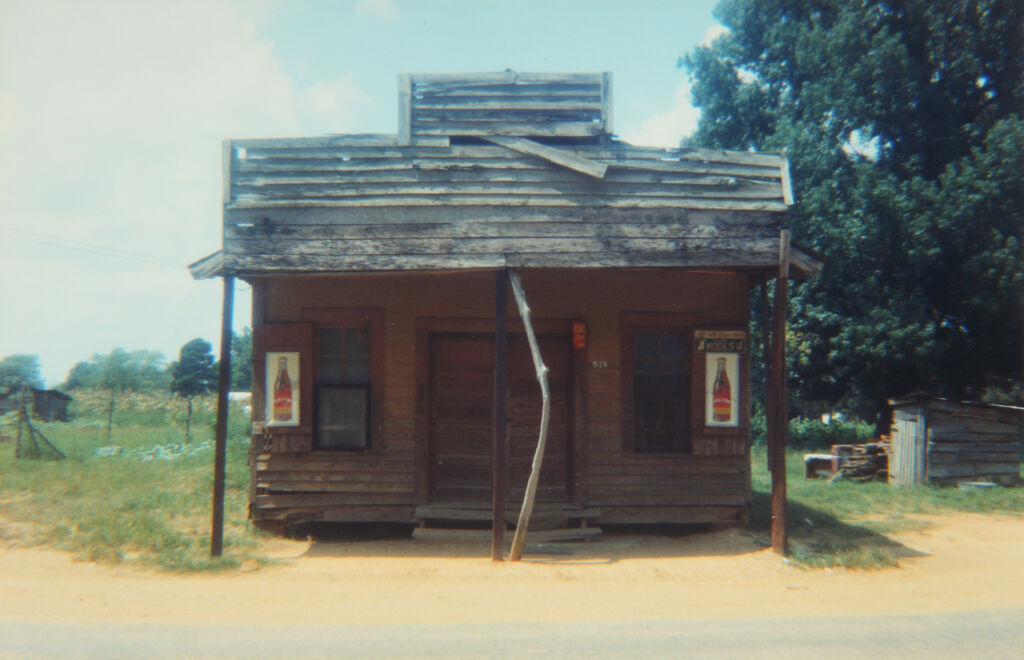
[712,357,731,422]
[273,356,292,421]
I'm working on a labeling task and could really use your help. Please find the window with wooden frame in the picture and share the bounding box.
[315,327,370,450]
[632,329,690,452]
[620,315,695,454]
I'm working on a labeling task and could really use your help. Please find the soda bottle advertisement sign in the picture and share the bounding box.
[266,352,299,426]
[705,352,739,427]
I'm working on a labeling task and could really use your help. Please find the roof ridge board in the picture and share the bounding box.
[410,71,605,84]
[230,135,449,149]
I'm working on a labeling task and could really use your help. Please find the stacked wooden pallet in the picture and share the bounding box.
[828,440,890,482]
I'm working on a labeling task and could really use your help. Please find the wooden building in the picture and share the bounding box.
[889,395,1022,487]
[0,388,71,422]
[191,72,820,533]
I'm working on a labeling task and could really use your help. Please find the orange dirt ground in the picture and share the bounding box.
[2,513,1022,626]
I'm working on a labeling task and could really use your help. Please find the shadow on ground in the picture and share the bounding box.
[748,489,930,566]
[284,498,927,566]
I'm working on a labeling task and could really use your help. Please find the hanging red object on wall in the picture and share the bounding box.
[572,321,586,349]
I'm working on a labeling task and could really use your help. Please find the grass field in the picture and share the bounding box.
[1,393,1021,571]
[0,390,262,571]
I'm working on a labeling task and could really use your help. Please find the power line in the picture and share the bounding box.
[0,228,189,269]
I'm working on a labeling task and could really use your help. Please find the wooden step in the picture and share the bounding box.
[414,503,600,530]
[413,526,603,545]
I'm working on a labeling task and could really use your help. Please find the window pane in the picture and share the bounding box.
[636,331,659,361]
[661,331,684,362]
[345,328,370,356]
[344,357,370,385]
[318,357,345,385]
[320,328,343,355]
[317,386,368,450]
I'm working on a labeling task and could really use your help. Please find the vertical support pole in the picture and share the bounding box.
[769,231,790,555]
[492,269,508,561]
[14,386,25,459]
[211,275,235,558]
[760,279,771,472]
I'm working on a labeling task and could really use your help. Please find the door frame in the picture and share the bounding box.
[414,317,587,506]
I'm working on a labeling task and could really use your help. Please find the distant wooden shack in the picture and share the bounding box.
[889,395,1023,487]
[0,389,71,422]
[191,71,820,532]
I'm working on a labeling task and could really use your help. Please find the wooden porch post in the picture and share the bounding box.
[769,231,790,555]
[211,275,234,557]
[492,269,508,561]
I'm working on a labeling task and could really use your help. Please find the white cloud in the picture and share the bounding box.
[621,80,700,148]
[301,75,375,133]
[0,0,312,384]
[701,23,729,46]
[355,0,397,21]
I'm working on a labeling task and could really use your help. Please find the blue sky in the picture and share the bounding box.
[0,0,722,386]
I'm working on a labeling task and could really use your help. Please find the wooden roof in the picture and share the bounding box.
[193,72,814,279]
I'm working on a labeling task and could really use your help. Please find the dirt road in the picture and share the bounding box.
[2,513,1023,627]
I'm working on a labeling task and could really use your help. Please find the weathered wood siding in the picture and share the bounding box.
[889,397,1023,487]
[249,269,751,526]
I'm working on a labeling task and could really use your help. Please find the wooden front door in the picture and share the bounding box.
[428,332,572,504]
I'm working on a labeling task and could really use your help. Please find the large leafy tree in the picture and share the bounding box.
[170,338,217,440]
[685,0,1023,424]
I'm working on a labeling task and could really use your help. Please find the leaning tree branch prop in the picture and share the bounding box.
[508,270,550,562]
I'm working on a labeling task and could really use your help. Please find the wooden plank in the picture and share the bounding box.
[227,197,789,212]
[415,99,602,111]
[411,71,603,85]
[417,88,602,100]
[259,480,414,493]
[397,74,411,146]
[596,506,744,524]
[258,470,415,483]
[928,463,1020,478]
[256,458,416,471]
[257,492,415,508]
[601,72,613,134]
[928,441,1021,453]
[254,505,416,523]
[225,249,782,274]
[227,205,779,229]
[235,169,778,190]
[222,140,235,205]
[231,236,781,257]
[226,220,774,244]
[484,136,607,178]
[233,179,780,199]
[413,121,602,138]
[780,155,794,205]
[587,493,749,507]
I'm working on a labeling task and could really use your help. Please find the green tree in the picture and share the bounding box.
[170,338,217,440]
[63,348,168,440]
[230,327,253,391]
[0,354,43,395]
[684,0,1024,425]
